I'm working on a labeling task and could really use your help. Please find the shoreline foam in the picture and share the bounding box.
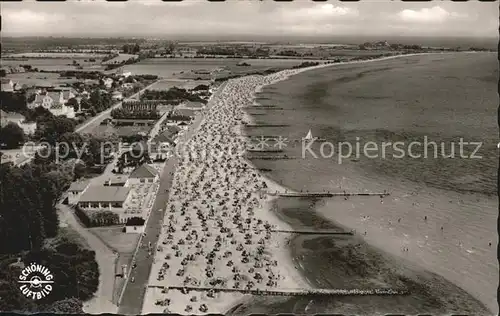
[239,52,497,314]
[141,51,493,315]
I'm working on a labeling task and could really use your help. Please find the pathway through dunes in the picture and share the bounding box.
[57,205,118,314]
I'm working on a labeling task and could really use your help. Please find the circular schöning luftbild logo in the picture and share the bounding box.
[18,263,54,300]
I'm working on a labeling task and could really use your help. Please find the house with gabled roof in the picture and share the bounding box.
[28,90,75,118]
[1,79,14,92]
[128,163,159,185]
[155,124,180,144]
[67,180,90,204]
[153,132,176,147]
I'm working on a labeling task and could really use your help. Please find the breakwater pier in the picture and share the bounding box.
[149,286,409,297]
[244,105,284,110]
[270,191,390,198]
[246,155,298,160]
[245,124,290,128]
[247,149,284,153]
[272,229,353,235]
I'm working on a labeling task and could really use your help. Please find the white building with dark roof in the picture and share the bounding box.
[168,108,196,122]
[128,164,159,185]
[78,186,131,210]
[1,79,14,92]
[67,180,90,205]
[28,90,75,118]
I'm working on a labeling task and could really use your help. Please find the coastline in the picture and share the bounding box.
[141,73,313,314]
[235,52,496,315]
[140,51,493,315]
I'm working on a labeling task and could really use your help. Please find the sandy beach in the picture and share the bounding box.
[141,52,495,315]
[141,66,326,314]
[231,52,497,315]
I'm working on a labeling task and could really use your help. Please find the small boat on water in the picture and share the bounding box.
[301,129,326,142]
[305,129,313,140]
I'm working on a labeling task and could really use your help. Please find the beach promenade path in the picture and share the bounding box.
[117,83,226,315]
[117,155,177,315]
[57,205,119,314]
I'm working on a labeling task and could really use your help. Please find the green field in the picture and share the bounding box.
[2,57,105,72]
[120,57,310,78]
[6,72,80,87]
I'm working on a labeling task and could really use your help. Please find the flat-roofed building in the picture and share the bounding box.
[78,186,131,210]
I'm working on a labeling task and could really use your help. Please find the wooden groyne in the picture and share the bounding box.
[247,149,284,153]
[244,108,285,111]
[247,136,327,142]
[247,113,267,116]
[258,168,272,172]
[273,229,353,235]
[248,135,283,139]
[246,155,297,160]
[244,106,284,110]
[150,286,409,297]
[212,133,328,143]
[245,124,290,128]
[270,192,390,198]
[240,166,273,172]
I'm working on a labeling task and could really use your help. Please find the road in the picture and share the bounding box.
[58,204,119,314]
[76,79,162,134]
[14,79,162,167]
[117,82,226,315]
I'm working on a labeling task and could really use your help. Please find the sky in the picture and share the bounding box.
[1,0,498,39]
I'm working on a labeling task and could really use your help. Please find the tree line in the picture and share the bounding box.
[0,102,116,311]
[141,87,206,104]
[0,160,99,313]
[111,108,160,120]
